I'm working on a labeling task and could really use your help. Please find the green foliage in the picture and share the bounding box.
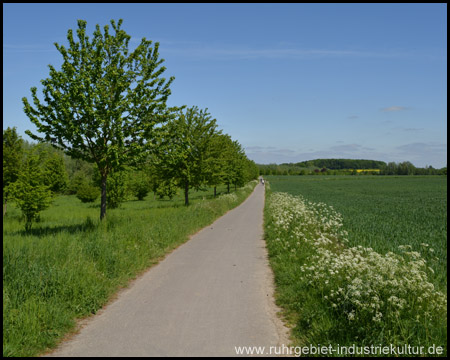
[8,153,53,231]
[294,158,387,170]
[66,159,96,195]
[3,127,24,216]
[258,159,447,176]
[76,182,99,203]
[243,158,259,183]
[381,161,420,175]
[68,172,92,195]
[153,106,220,205]
[42,151,68,193]
[127,170,151,200]
[22,18,176,220]
[134,186,149,201]
[106,171,127,209]
[202,133,259,190]
[3,127,24,189]
[220,138,253,191]
[153,177,178,200]
[22,143,69,194]
[203,133,228,188]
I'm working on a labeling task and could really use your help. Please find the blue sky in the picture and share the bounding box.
[3,3,447,167]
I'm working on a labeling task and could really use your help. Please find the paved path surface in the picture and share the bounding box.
[46,183,289,357]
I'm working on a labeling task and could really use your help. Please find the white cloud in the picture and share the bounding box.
[393,142,447,167]
[393,127,424,132]
[381,106,409,112]
[329,144,363,152]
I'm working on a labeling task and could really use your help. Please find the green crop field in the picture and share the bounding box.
[3,182,256,357]
[264,175,447,355]
[266,175,447,290]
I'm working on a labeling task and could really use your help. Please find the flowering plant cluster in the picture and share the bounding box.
[266,191,447,343]
[218,192,238,203]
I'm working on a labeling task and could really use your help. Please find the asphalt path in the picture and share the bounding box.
[46,182,289,357]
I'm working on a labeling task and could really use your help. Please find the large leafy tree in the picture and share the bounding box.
[244,158,259,183]
[23,19,175,220]
[205,133,258,194]
[204,133,234,197]
[153,106,220,205]
[228,140,247,191]
[217,136,246,193]
[3,127,24,216]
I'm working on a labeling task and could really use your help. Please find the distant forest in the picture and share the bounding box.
[257,158,447,176]
[290,158,386,170]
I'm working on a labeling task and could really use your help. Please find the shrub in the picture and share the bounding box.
[153,178,178,200]
[128,173,150,200]
[9,154,53,231]
[135,185,149,201]
[76,182,99,203]
[106,171,126,209]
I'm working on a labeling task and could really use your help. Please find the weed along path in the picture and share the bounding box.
[46,183,289,357]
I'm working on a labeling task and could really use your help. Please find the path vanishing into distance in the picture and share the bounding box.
[46,182,289,357]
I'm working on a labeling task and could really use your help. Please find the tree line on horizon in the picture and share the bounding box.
[3,19,258,230]
[257,158,447,176]
[291,158,387,170]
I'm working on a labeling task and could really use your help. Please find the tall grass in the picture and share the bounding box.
[3,181,257,357]
[264,177,447,356]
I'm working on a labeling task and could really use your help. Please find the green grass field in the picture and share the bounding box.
[3,182,256,357]
[264,175,447,356]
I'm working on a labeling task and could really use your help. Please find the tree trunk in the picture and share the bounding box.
[214,186,216,198]
[184,180,189,206]
[100,173,107,220]
[3,195,7,217]
[227,182,230,194]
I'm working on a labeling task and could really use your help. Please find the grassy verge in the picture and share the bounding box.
[264,183,447,356]
[3,181,257,357]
